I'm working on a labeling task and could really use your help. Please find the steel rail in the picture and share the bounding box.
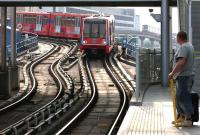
[113,53,136,91]
[55,57,97,135]
[0,42,63,134]
[0,42,55,113]
[104,56,128,135]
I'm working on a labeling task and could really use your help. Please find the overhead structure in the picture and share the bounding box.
[0,0,177,6]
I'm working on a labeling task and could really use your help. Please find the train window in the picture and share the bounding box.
[23,15,27,23]
[99,23,106,38]
[24,16,28,24]
[16,15,22,23]
[83,22,90,38]
[24,15,36,24]
[36,16,42,24]
[61,17,67,26]
[91,23,99,38]
[66,17,71,26]
[32,16,36,24]
[75,17,80,27]
[43,16,48,25]
[83,20,106,38]
[55,16,61,26]
[71,17,75,27]
[110,22,112,36]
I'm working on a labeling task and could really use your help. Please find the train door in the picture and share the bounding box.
[55,16,61,33]
[65,17,71,34]
[74,17,80,34]
[110,21,115,44]
[16,14,23,25]
[36,15,42,31]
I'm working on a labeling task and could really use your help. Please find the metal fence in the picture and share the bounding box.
[7,32,38,56]
[136,48,161,100]
[126,43,136,58]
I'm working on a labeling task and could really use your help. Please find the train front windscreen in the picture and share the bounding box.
[83,20,106,38]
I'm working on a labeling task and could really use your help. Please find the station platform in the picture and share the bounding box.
[117,85,200,135]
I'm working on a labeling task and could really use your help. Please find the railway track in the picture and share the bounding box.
[0,42,51,109]
[0,41,135,135]
[56,55,129,135]
[0,41,70,134]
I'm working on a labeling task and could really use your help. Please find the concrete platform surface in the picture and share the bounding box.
[118,85,200,135]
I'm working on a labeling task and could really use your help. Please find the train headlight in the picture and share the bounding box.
[82,40,87,44]
[102,40,107,45]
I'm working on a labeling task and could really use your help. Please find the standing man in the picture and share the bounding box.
[168,31,195,127]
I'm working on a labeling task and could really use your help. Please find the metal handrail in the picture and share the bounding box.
[6,32,38,56]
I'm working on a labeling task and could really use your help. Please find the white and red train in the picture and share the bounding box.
[80,14,115,54]
[16,12,115,54]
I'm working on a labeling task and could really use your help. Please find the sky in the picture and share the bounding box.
[133,7,178,34]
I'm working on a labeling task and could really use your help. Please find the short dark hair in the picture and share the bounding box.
[177,31,188,41]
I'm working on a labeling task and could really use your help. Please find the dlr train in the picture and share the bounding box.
[16,12,115,54]
[80,14,115,54]
[16,12,87,39]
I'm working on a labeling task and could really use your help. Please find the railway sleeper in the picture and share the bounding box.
[56,101,62,109]
[40,110,45,122]
[52,103,57,113]
[27,121,45,134]
[62,103,70,112]
[11,126,18,135]
[33,113,39,126]
[55,108,63,118]
[45,114,55,125]
[58,98,65,106]
[24,127,34,135]
[25,117,32,131]
[62,94,70,102]
[60,69,65,74]
[64,73,68,77]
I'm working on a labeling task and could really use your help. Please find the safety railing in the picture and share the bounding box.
[135,48,175,101]
[136,48,161,101]
[6,32,38,56]
[125,43,137,58]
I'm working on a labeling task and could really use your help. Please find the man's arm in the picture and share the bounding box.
[168,57,187,79]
